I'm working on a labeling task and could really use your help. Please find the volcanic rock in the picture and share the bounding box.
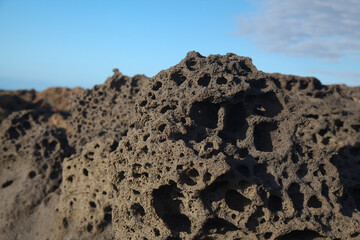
[0,52,359,240]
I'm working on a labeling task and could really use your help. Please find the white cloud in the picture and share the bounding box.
[237,0,360,60]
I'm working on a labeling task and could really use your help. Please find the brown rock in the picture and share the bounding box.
[0,52,359,239]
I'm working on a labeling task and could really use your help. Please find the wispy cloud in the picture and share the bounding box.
[237,0,360,61]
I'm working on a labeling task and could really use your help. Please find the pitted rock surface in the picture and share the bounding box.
[65,70,148,152]
[108,52,360,239]
[0,87,82,125]
[0,52,359,239]
[268,73,360,152]
[55,138,117,240]
[0,110,73,239]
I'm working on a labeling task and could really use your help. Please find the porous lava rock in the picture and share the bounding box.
[108,52,360,239]
[268,73,360,152]
[0,70,147,239]
[65,69,148,152]
[0,51,359,240]
[0,87,82,125]
[55,137,117,240]
[0,110,73,239]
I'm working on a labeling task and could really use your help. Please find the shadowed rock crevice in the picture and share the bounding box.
[152,182,191,234]
[275,229,324,240]
[190,101,220,129]
[254,121,278,152]
[220,101,248,140]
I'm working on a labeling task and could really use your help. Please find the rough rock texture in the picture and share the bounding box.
[65,69,148,152]
[0,110,73,239]
[0,87,82,124]
[0,71,147,240]
[268,73,360,152]
[0,52,359,240]
[107,52,360,239]
[55,138,117,240]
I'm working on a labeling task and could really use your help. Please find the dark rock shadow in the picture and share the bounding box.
[330,143,360,217]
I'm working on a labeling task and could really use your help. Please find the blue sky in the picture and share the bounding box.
[0,0,359,90]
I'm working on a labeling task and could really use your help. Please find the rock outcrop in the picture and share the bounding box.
[0,52,359,240]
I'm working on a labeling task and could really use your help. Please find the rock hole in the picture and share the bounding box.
[104,205,112,213]
[143,134,150,141]
[348,186,360,211]
[299,80,309,89]
[225,189,251,212]
[275,229,323,240]
[89,201,97,208]
[318,128,328,136]
[190,101,220,129]
[131,203,145,217]
[152,182,191,233]
[238,148,249,158]
[48,140,57,152]
[198,74,211,87]
[87,224,93,232]
[50,170,60,180]
[246,92,283,117]
[238,180,251,190]
[251,78,268,89]
[158,124,166,132]
[216,76,227,85]
[351,124,360,132]
[185,58,197,71]
[152,81,162,91]
[170,70,186,86]
[208,181,228,193]
[321,137,330,145]
[321,182,329,199]
[83,168,89,176]
[179,168,199,186]
[110,77,126,90]
[200,218,238,235]
[268,195,282,212]
[160,105,176,114]
[2,180,13,188]
[236,165,250,177]
[246,207,264,230]
[85,151,95,161]
[104,211,112,223]
[28,171,36,179]
[254,122,278,152]
[307,195,322,208]
[63,218,68,228]
[334,119,343,128]
[296,164,308,178]
[7,127,20,139]
[110,140,119,152]
[203,172,212,182]
[264,232,272,239]
[288,183,304,211]
[140,100,147,107]
[221,102,248,140]
[166,237,181,240]
[238,60,252,72]
[303,114,319,119]
[154,228,160,236]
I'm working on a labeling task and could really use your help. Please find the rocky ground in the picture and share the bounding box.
[0,52,359,240]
